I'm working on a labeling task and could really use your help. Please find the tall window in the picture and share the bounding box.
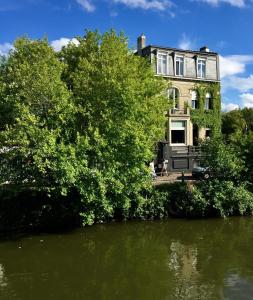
[175,56,184,76]
[157,52,168,75]
[168,88,179,109]
[171,120,186,144]
[191,90,198,109]
[197,59,206,78]
[205,92,212,110]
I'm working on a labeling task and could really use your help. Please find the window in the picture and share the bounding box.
[175,56,184,76]
[205,92,212,110]
[157,52,168,75]
[191,90,198,109]
[171,120,186,144]
[206,129,211,138]
[168,88,179,109]
[197,58,206,78]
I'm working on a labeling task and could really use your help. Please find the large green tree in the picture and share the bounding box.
[222,108,253,184]
[0,31,167,225]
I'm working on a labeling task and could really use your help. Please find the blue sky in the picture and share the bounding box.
[1,0,253,110]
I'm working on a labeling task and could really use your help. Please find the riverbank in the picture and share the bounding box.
[1,176,253,234]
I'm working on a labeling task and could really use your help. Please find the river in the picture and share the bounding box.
[0,217,253,299]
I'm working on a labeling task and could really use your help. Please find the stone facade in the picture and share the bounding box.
[137,35,221,171]
[138,35,220,147]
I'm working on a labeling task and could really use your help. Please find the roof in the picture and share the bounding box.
[142,45,218,56]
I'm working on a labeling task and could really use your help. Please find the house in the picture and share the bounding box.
[137,34,221,172]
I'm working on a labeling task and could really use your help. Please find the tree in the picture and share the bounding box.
[59,30,168,224]
[222,108,253,184]
[0,31,168,225]
[241,107,253,132]
[201,139,244,182]
[222,109,246,141]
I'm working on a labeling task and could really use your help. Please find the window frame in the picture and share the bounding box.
[170,120,187,145]
[191,90,198,109]
[197,58,206,79]
[205,92,212,110]
[157,51,169,75]
[168,87,180,109]
[175,55,185,77]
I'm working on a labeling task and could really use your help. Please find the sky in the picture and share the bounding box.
[1,0,253,111]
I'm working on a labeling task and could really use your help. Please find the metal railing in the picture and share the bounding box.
[170,146,202,156]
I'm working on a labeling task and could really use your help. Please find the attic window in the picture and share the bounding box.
[197,58,206,78]
[157,52,168,75]
[175,55,184,76]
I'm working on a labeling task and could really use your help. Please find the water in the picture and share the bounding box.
[1,218,253,300]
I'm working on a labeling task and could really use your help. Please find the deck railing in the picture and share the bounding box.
[170,145,202,156]
[168,107,190,116]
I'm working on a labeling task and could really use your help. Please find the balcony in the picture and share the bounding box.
[168,107,190,117]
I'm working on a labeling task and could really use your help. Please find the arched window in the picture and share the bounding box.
[205,92,212,110]
[191,90,198,109]
[168,88,179,109]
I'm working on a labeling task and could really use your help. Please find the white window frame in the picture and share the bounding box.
[168,88,179,109]
[191,90,197,109]
[205,92,211,110]
[157,51,169,75]
[197,58,206,79]
[170,120,187,145]
[175,55,184,77]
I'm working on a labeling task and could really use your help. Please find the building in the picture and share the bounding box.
[137,34,221,172]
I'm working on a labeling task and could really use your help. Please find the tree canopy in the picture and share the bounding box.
[0,30,167,225]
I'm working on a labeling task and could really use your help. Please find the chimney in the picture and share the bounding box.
[137,34,146,55]
[200,46,210,53]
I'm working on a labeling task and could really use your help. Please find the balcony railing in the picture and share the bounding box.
[168,107,190,116]
[170,146,202,156]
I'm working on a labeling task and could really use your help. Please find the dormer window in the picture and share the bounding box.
[197,58,206,78]
[157,51,168,75]
[175,55,184,76]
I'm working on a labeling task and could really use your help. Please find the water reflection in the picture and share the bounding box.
[0,264,7,288]
[0,218,253,299]
[224,273,253,300]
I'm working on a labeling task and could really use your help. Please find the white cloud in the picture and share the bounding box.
[222,75,253,93]
[76,0,95,12]
[112,0,173,10]
[0,43,13,56]
[51,38,79,52]
[178,33,195,50]
[220,55,253,79]
[196,0,246,7]
[221,102,240,111]
[240,93,253,108]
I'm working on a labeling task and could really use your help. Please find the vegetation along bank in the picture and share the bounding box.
[0,30,253,232]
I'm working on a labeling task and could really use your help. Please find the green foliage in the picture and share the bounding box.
[222,109,246,141]
[201,139,244,182]
[195,180,253,217]
[191,82,221,138]
[0,37,74,193]
[1,31,252,232]
[222,107,253,139]
[0,30,168,227]
[222,108,253,183]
